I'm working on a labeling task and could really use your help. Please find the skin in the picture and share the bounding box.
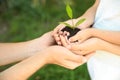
[53,0,100,45]
[0,31,55,66]
[53,0,120,56]
[0,46,86,80]
[0,31,91,80]
[69,28,120,45]
[60,35,120,56]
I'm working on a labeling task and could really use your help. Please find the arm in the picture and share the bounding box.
[90,28,120,45]
[69,28,120,45]
[58,34,120,56]
[77,0,100,29]
[69,38,120,56]
[53,0,100,45]
[0,31,55,66]
[0,46,86,80]
[100,39,120,55]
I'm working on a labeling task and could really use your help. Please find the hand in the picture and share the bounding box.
[69,28,93,43]
[44,46,87,69]
[69,38,102,55]
[39,31,56,47]
[59,35,99,56]
[53,17,93,45]
[52,19,79,45]
[29,31,56,52]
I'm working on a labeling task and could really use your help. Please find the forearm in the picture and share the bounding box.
[0,51,47,80]
[0,38,44,66]
[77,0,99,24]
[100,39,120,56]
[90,28,120,45]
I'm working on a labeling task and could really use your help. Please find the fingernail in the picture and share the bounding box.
[55,34,58,37]
[57,42,61,45]
[69,38,72,42]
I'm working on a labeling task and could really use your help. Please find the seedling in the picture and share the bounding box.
[60,4,86,29]
[60,4,86,38]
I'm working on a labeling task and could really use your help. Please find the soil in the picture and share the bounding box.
[61,26,80,39]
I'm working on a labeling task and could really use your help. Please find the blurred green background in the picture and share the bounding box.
[0,0,95,80]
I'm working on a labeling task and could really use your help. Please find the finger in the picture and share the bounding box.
[65,52,85,63]
[65,35,71,44]
[58,31,64,35]
[71,50,81,55]
[78,50,90,55]
[57,41,62,45]
[55,35,60,41]
[84,52,95,60]
[61,60,82,70]
[63,31,70,36]
[72,50,89,55]
[78,39,85,43]
[59,35,69,47]
[70,44,81,51]
[53,24,64,34]
[54,34,62,45]
[53,25,65,41]
[66,32,70,36]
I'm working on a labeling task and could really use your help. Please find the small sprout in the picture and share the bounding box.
[66,4,73,19]
[60,4,86,29]
[75,18,86,27]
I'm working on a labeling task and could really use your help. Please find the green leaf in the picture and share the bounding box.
[66,4,73,19]
[75,18,86,27]
[59,22,72,28]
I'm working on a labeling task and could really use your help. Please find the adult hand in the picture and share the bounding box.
[52,17,93,44]
[29,31,56,52]
[44,46,87,69]
[52,19,78,45]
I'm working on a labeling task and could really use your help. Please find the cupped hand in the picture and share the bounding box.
[44,46,87,69]
[69,38,102,55]
[59,35,100,55]
[29,31,56,52]
[52,19,79,45]
[69,28,93,43]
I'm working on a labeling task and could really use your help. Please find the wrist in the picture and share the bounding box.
[39,47,54,64]
[24,38,44,56]
[37,50,49,65]
[87,28,97,37]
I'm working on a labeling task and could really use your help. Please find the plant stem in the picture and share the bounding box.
[71,18,74,29]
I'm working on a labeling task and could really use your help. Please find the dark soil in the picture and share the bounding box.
[61,27,80,39]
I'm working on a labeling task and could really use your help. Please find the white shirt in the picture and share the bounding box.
[93,0,120,67]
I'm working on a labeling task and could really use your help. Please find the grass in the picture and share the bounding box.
[28,64,90,80]
[0,0,95,80]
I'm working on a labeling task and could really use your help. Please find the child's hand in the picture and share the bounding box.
[69,38,102,55]
[59,35,95,58]
[69,28,93,43]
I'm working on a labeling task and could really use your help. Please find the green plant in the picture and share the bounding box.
[60,4,86,29]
